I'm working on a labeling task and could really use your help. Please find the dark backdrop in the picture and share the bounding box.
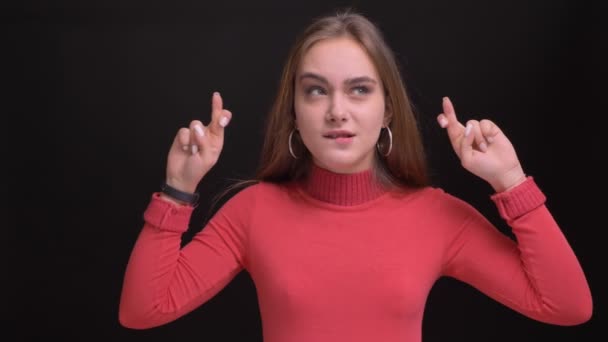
[8,0,606,340]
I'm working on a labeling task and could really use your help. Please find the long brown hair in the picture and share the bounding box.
[212,10,429,209]
[257,9,429,188]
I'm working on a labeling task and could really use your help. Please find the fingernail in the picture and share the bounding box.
[486,136,494,143]
[182,145,188,151]
[213,91,220,97]
[219,116,229,127]
[439,117,448,128]
[191,145,198,154]
[480,142,487,151]
[194,125,204,137]
[465,123,472,136]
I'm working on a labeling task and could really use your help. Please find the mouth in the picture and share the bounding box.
[323,131,355,139]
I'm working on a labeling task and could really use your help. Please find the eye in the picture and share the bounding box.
[351,86,370,95]
[305,86,326,96]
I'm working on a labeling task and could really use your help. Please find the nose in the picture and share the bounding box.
[326,95,348,122]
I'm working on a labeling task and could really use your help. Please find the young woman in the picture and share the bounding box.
[118,10,592,342]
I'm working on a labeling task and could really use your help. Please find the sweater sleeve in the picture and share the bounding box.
[118,186,257,329]
[442,177,592,326]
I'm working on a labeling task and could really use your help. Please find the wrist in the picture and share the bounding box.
[160,182,200,206]
[491,167,526,193]
[159,192,191,206]
[501,174,527,192]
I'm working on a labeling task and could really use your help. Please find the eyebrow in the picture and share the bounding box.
[298,72,378,86]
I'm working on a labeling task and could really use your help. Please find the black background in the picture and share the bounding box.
[8,0,606,340]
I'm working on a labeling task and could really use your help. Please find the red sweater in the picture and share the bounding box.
[119,166,592,341]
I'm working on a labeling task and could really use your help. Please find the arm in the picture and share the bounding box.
[441,178,592,325]
[119,91,242,328]
[118,187,254,329]
[436,97,592,325]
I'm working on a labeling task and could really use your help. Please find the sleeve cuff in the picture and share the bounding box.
[490,176,546,221]
[142,192,195,233]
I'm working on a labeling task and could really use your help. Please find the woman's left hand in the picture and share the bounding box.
[437,97,527,192]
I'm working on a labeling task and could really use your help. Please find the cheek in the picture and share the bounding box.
[359,102,386,130]
[295,119,317,142]
[293,93,309,127]
[293,108,316,145]
[294,99,324,130]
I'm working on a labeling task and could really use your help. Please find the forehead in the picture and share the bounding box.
[298,37,379,81]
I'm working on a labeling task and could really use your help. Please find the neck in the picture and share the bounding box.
[301,164,386,206]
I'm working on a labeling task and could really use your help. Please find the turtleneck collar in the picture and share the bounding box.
[300,164,387,206]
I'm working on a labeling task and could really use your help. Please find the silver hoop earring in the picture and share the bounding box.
[377,126,393,157]
[288,129,298,159]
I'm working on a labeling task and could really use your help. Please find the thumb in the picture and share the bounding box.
[479,119,500,144]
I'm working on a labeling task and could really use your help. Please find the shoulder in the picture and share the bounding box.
[220,180,294,207]
[391,185,452,204]
[397,185,479,219]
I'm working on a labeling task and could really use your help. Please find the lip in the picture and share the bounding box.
[322,130,356,139]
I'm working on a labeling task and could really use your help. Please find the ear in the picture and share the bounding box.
[384,101,393,126]
[383,116,392,127]
[292,109,299,129]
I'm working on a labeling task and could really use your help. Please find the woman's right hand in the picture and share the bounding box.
[165,92,232,194]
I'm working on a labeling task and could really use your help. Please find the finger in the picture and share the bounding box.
[437,113,458,154]
[479,119,500,144]
[466,119,488,152]
[441,96,465,142]
[221,109,233,128]
[460,122,476,165]
[208,92,232,136]
[189,120,206,155]
[175,127,191,152]
[437,113,448,128]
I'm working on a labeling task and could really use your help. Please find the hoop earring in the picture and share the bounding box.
[288,129,298,159]
[376,126,393,157]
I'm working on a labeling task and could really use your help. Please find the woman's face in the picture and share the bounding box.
[294,37,387,174]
